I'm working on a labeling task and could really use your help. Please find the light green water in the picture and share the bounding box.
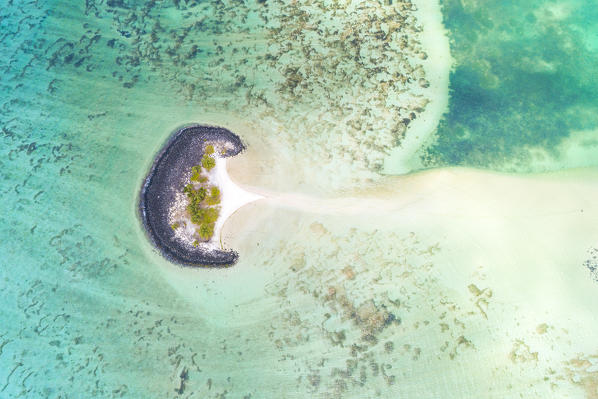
[1,0,598,398]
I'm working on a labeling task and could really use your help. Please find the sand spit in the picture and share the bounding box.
[211,155,264,244]
[139,124,254,267]
[383,0,452,174]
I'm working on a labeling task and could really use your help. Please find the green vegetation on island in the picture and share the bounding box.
[174,143,222,243]
[201,154,216,170]
[198,223,214,240]
[205,186,220,206]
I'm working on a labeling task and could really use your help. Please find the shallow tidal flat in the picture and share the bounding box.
[177,166,598,398]
[1,0,598,398]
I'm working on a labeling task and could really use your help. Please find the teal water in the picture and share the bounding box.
[1,0,598,398]
[423,0,598,171]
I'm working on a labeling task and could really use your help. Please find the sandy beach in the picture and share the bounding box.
[211,154,264,246]
[174,163,598,314]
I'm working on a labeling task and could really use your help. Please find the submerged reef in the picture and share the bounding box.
[584,247,598,283]
[422,0,598,171]
[139,125,244,267]
[71,0,431,188]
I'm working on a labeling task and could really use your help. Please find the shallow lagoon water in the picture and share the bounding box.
[1,0,598,398]
[422,0,598,172]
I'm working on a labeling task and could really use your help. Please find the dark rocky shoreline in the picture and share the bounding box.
[139,124,244,267]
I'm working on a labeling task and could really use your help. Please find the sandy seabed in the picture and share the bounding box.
[152,9,596,399]
[5,0,598,396]
[136,0,598,396]
[161,164,598,397]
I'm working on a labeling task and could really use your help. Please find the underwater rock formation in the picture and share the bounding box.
[139,124,244,267]
[584,247,598,282]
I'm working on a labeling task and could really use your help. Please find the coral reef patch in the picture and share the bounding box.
[139,125,244,267]
[584,247,598,283]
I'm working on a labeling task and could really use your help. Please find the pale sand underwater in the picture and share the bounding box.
[2,0,598,397]
[154,164,598,398]
[383,0,452,175]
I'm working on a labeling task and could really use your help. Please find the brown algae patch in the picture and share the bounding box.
[564,354,598,399]
[80,0,436,190]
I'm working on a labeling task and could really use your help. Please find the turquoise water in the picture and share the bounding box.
[423,0,598,171]
[1,0,598,398]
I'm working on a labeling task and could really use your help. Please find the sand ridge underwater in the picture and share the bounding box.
[1,0,598,398]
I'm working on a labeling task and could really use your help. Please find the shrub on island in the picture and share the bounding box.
[189,206,219,226]
[198,223,215,240]
[190,165,202,182]
[178,149,222,242]
[184,184,207,204]
[205,186,221,206]
[184,185,219,241]
[201,154,215,170]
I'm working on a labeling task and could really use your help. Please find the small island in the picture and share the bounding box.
[139,124,261,267]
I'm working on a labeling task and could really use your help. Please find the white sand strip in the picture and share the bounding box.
[211,154,264,247]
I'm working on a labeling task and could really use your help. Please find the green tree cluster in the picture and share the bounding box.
[205,186,221,206]
[182,182,220,241]
[184,184,206,205]
[178,146,222,242]
[198,223,214,240]
[201,154,215,170]
[189,207,218,226]
[190,165,202,182]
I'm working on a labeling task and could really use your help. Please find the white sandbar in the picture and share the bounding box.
[210,154,264,247]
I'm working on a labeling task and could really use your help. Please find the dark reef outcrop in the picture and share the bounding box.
[139,124,244,267]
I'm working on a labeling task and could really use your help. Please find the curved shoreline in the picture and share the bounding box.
[382,0,452,175]
[139,124,245,267]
